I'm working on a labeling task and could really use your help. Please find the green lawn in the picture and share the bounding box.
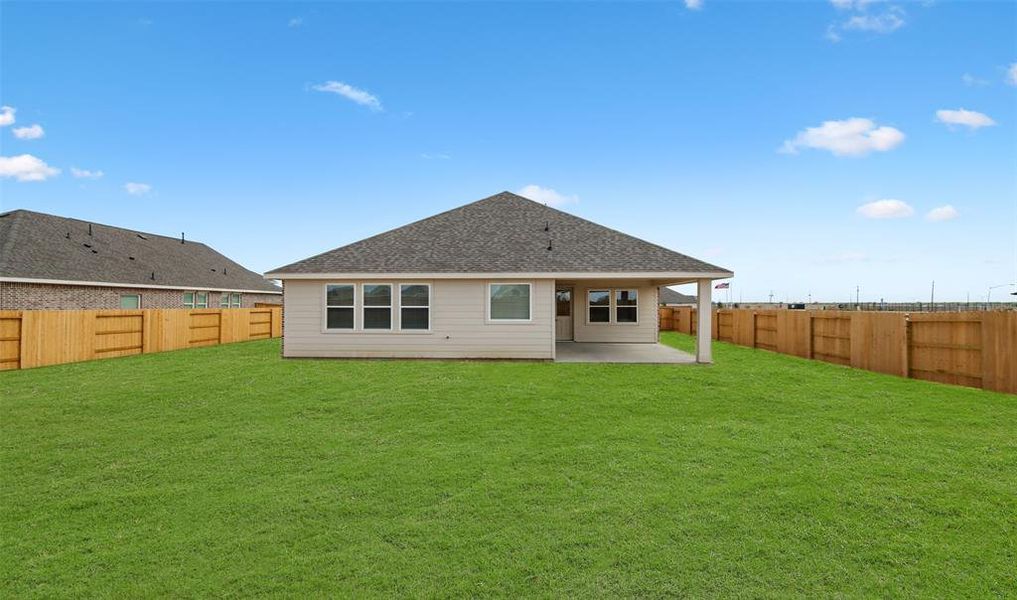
[2,334,1014,597]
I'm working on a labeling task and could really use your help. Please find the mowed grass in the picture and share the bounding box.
[2,334,1015,598]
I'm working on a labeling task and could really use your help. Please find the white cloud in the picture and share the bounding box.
[1005,63,1017,86]
[926,205,959,221]
[935,108,996,130]
[12,124,44,140]
[311,81,383,111]
[71,167,104,179]
[824,26,843,43]
[0,154,60,181]
[830,0,883,9]
[780,118,905,157]
[843,10,904,33]
[516,184,579,208]
[962,73,988,87]
[420,152,450,160]
[857,199,914,219]
[0,106,15,127]
[288,17,303,27]
[124,182,152,195]
[684,0,703,9]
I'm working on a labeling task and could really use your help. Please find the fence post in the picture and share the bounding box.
[751,312,757,349]
[907,317,915,378]
[807,315,814,360]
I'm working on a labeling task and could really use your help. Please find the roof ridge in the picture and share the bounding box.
[0,208,207,246]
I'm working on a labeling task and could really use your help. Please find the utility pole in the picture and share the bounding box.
[768,290,774,304]
[930,281,935,312]
[855,285,860,309]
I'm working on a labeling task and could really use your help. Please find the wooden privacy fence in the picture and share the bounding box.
[0,307,282,371]
[659,307,1016,395]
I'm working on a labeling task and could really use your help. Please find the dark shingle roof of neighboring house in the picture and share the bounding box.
[269,192,732,276]
[0,209,281,293]
[659,287,696,305]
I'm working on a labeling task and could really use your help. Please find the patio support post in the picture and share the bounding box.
[696,279,713,363]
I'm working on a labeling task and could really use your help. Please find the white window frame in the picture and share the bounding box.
[587,289,612,325]
[231,292,242,308]
[220,293,230,308]
[323,283,357,332]
[398,283,432,332]
[195,292,208,308]
[183,292,195,308]
[120,294,141,309]
[361,283,394,332]
[614,289,639,325]
[486,282,533,323]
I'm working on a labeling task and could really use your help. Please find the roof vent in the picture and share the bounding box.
[83,243,92,248]
[151,271,156,280]
[129,256,135,261]
[544,221,549,232]
[547,239,553,251]
[88,223,93,236]
[65,232,70,239]
[181,232,185,244]
[136,233,148,240]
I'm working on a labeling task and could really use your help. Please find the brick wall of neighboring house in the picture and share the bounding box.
[0,281,282,310]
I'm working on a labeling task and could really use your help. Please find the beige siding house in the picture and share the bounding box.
[266,192,732,362]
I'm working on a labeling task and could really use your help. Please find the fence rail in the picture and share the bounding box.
[0,307,282,371]
[659,307,1016,395]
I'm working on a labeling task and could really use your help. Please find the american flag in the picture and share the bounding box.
[715,282,730,289]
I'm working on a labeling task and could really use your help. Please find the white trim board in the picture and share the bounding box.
[0,276,282,295]
[265,271,733,281]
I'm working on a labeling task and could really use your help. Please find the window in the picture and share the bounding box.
[362,284,392,329]
[556,289,571,317]
[615,289,638,323]
[220,293,230,308]
[489,283,531,321]
[183,292,195,308]
[231,293,242,308]
[195,292,208,308]
[120,294,141,309]
[588,290,610,323]
[325,284,355,329]
[400,284,430,330]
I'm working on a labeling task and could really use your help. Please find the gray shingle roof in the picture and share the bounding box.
[270,192,731,276]
[659,287,697,305]
[0,209,281,293]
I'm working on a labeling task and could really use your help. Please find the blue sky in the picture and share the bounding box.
[1,0,1014,302]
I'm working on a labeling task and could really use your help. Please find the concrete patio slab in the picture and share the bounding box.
[555,342,696,364]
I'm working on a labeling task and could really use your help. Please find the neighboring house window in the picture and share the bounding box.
[231,293,242,308]
[183,292,207,308]
[489,283,531,321]
[120,294,141,309]
[588,290,610,323]
[616,289,638,323]
[220,293,230,308]
[400,284,430,330]
[325,284,355,330]
[363,284,392,329]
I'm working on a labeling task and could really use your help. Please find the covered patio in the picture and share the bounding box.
[553,278,717,364]
[554,341,696,364]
